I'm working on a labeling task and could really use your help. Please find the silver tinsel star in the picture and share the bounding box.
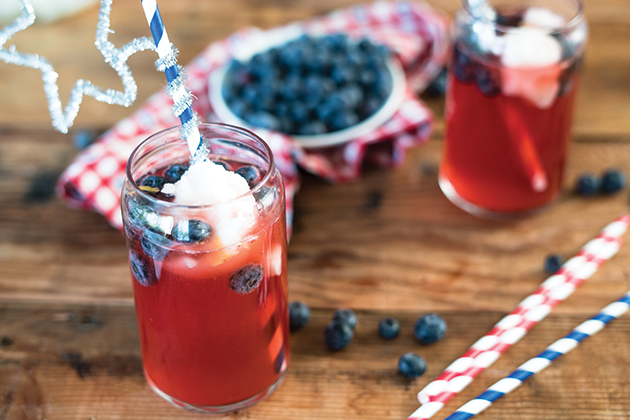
[0,0,156,133]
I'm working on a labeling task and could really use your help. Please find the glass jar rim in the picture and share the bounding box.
[461,0,585,34]
[126,122,276,210]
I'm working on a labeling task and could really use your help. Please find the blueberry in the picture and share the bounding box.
[324,321,354,351]
[331,63,356,86]
[243,111,281,131]
[172,219,212,244]
[600,169,626,194]
[359,96,383,119]
[544,254,563,274]
[229,263,264,295]
[307,49,333,73]
[241,82,263,104]
[330,111,359,131]
[279,46,305,73]
[289,301,311,332]
[227,98,250,118]
[370,70,393,99]
[346,49,366,68]
[163,164,189,183]
[398,353,427,379]
[452,44,476,84]
[235,165,260,187]
[378,317,400,339]
[212,160,230,170]
[279,75,303,101]
[290,101,311,124]
[72,128,98,150]
[315,99,340,123]
[274,102,291,119]
[357,69,377,88]
[129,249,158,287]
[575,173,599,196]
[324,33,350,52]
[414,313,447,344]
[424,67,447,97]
[332,308,357,330]
[476,66,501,97]
[140,230,171,261]
[494,10,524,27]
[139,175,166,191]
[339,84,364,109]
[298,121,328,136]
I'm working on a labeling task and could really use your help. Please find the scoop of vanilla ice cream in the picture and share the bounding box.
[162,161,257,246]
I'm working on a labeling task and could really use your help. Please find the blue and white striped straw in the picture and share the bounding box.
[140,0,202,156]
[443,290,630,420]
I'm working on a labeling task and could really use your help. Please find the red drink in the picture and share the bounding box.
[439,1,587,217]
[122,124,288,412]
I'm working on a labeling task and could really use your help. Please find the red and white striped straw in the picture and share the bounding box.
[408,213,629,420]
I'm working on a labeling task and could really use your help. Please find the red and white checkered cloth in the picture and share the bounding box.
[57,1,449,232]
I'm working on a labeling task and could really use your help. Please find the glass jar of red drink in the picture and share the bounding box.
[121,123,289,412]
[439,0,587,218]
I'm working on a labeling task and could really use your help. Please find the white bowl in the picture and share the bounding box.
[208,34,407,149]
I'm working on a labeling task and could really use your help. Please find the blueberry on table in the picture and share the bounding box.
[414,313,447,344]
[139,175,166,191]
[575,173,599,196]
[378,317,400,339]
[324,321,354,351]
[544,254,563,274]
[140,230,171,261]
[172,219,212,244]
[163,164,189,183]
[129,250,158,287]
[72,128,98,150]
[332,308,358,330]
[229,263,263,295]
[235,165,260,188]
[289,301,311,332]
[600,169,626,194]
[398,353,427,379]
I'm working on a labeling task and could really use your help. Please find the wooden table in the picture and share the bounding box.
[1,0,630,419]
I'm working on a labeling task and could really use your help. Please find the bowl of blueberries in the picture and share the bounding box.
[209,30,406,149]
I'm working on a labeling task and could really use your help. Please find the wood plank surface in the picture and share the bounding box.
[1,301,630,420]
[1,0,630,418]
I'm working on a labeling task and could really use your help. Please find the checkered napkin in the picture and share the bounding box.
[56,0,449,231]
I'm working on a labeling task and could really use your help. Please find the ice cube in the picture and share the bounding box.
[500,28,563,109]
[501,28,562,68]
[523,7,566,30]
[162,160,257,246]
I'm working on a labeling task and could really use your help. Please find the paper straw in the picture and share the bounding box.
[443,290,630,420]
[408,213,629,420]
[140,0,202,156]
[503,106,548,193]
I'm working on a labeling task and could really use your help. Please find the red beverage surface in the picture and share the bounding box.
[126,161,289,407]
[441,51,579,213]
